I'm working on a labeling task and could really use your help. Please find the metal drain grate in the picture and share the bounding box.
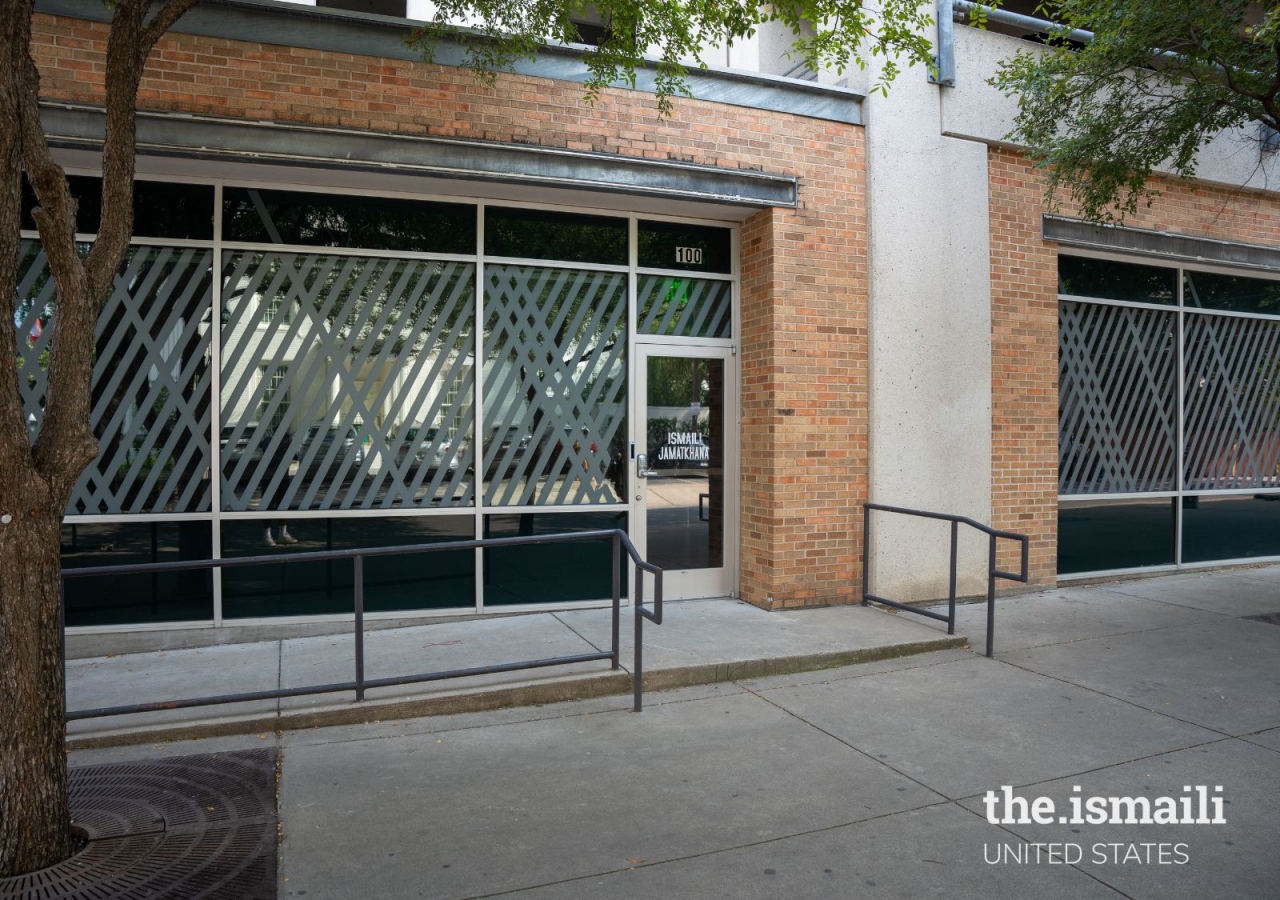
[0,749,277,899]
[1244,612,1280,626]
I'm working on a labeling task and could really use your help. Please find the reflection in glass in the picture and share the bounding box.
[483,512,627,604]
[482,265,627,505]
[221,515,474,617]
[484,207,627,265]
[61,521,213,626]
[219,252,476,510]
[1185,270,1280,316]
[638,220,732,273]
[645,356,724,571]
[222,188,475,254]
[1058,255,1177,305]
[1181,494,1280,562]
[637,275,732,339]
[17,241,214,514]
[23,176,215,240]
[1057,498,1175,574]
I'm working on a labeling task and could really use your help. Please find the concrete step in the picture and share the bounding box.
[65,600,968,749]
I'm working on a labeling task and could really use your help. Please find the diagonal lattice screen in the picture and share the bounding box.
[483,265,627,505]
[220,252,476,511]
[637,275,732,338]
[1059,300,1177,494]
[16,241,214,514]
[1183,312,1280,490]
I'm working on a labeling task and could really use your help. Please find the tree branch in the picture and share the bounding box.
[141,0,202,55]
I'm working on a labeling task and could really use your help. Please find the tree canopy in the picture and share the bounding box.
[409,0,938,111]
[992,0,1280,222]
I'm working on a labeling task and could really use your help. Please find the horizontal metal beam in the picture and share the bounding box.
[35,0,862,126]
[40,103,798,208]
[953,0,1095,45]
[1045,214,1280,273]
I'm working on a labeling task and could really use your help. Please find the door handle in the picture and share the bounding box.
[636,453,648,479]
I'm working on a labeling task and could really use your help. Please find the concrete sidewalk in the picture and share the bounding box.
[69,562,1280,899]
[66,597,966,748]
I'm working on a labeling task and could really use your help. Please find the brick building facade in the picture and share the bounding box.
[21,0,1280,632]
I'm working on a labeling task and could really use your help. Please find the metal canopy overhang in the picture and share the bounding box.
[1044,214,1280,273]
[40,104,799,209]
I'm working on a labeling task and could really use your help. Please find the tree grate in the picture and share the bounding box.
[0,749,277,899]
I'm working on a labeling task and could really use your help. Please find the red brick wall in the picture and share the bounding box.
[32,12,869,609]
[989,147,1280,583]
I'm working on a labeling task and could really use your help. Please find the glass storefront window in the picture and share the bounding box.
[1058,300,1177,495]
[219,253,477,511]
[1059,255,1177,305]
[1185,270,1280,316]
[61,521,213,626]
[1182,312,1280,491]
[484,207,627,265]
[23,175,215,240]
[21,181,736,624]
[482,512,627,604]
[482,264,627,506]
[17,241,214,514]
[222,188,475,254]
[1059,254,1280,575]
[221,515,475,618]
[1181,494,1280,563]
[638,220,732,273]
[1057,498,1176,574]
[637,275,732,339]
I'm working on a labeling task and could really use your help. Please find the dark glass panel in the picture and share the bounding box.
[483,512,628,604]
[645,357,724,571]
[638,220,732,273]
[1057,497,1175,574]
[1181,494,1280,563]
[221,516,474,618]
[484,207,627,265]
[222,187,475,254]
[61,521,213,626]
[22,176,214,240]
[1058,255,1177,305]
[1184,270,1280,316]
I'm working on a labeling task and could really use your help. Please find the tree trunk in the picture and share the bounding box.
[0,486,74,875]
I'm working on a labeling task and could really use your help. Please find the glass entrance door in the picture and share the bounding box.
[634,347,735,599]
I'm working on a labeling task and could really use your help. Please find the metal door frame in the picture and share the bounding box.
[631,343,739,601]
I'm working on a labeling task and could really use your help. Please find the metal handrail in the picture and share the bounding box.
[62,528,665,720]
[861,503,1029,657]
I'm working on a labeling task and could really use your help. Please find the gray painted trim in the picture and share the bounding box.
[1044,215,1280,273]
[35,0,863,126]
[40,104,798,208]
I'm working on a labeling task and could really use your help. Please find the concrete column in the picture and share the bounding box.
[864,57,993,602]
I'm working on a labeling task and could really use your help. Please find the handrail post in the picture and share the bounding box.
[861,503,871,605]
[985,533,996,658]
[948,520,958,636]
[633,567,644,712]
[611,532,621,670]
[354,554,366,702]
